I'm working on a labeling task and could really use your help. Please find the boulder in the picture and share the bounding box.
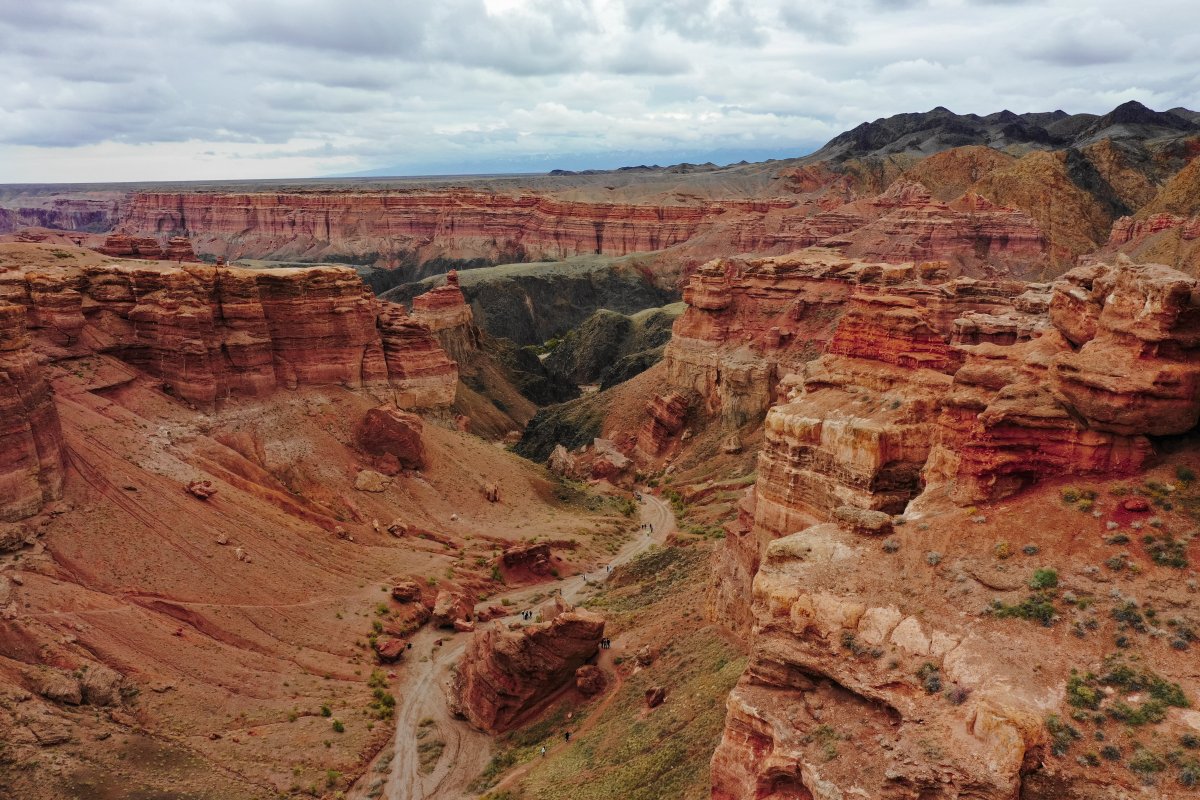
[357,406,427,470]
[645,686,666,709]
[354,470,390,493]
[79,664,126,706]
[432,590,473,629]
[575,665,606,696]
[374,637,407,663]
[833,506,894,537]
[391,580,422,602]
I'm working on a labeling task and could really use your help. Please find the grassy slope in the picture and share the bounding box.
[473,543,744,800]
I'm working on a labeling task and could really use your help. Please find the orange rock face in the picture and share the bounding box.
[0,263,458,413]
[357,406,427,472]
[707,256,1197,647]
[0,304,65,521]
[451,604,604,733]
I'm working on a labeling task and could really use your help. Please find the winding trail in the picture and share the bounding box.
[350,491,674,800]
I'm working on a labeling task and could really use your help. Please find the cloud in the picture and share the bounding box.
[1026,14,1143,66]
[0,0,1195,181]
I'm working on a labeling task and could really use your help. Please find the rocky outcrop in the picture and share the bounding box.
[0,304,65,521]
[357,406,427,472]
[377,306,459,410]
[664,252,858,428]
[634,391,693,459]
[751,276,1032,535]
[0,262,457,412]
[408,270,480,362]
[96,233,199,262]
[451,602,604,733]
[924,260,1200,504]
[711,257,1198,644]
[711,526,1047,800]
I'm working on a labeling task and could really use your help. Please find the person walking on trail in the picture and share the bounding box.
[564,731,571,742]
[540,746,547,757]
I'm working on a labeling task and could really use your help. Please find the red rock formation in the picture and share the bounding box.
[431,590,474,629]
[96,233,200,261]
[377,306,459,410]
[0,262,457,412]
[450,604,605,733]
[408,270,480,363]
[117,190,777,267]
[634,391,692,458]
[664,252,858,426]
[921,331,1151,504]
[1050,261,1200,436]
[0,304,65,521]
[357,406,427,472]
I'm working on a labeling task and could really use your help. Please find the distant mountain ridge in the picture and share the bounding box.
[809,100,1199,162]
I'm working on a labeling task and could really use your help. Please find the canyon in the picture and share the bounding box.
[4,102,1200,800]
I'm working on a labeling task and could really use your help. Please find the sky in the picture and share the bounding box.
[1,0,1197,183]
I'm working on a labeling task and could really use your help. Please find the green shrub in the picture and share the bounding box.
[992,592,1057,626]
[1029,568,1059,589]
[1045,714,1081,756]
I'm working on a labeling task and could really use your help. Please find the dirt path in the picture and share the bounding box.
[351,490,674,800]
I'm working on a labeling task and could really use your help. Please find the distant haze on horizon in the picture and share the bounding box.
[1,0,1197,184]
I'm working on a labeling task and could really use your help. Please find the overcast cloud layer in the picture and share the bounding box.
[1,0,1197,183]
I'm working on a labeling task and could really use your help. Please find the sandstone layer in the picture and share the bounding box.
[0,303,65,521]
[451,602,604,733]
[0,261,458,414]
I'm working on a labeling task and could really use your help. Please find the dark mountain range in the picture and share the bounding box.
[811,100,1198,162]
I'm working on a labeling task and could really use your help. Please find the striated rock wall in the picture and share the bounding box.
[96,233,200,262]
[663,251,863,431]
[0,262,458,414]
[0,198,119,235]
[450,603,604,733]
[709,257,1200,644]
[116,190,793,270]
[0,304,65,522]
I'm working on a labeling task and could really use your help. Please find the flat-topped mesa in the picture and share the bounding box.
[408,270,480,363]
[0,304,65,522]
[450,601,605,734]
[0,262,457,412]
